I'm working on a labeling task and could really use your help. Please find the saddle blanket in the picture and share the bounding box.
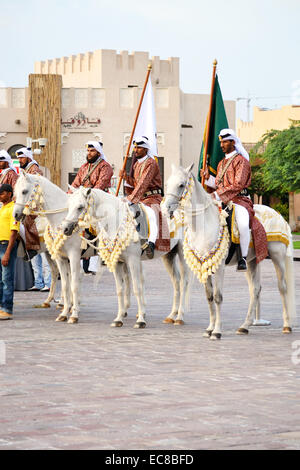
[231,204,292,254]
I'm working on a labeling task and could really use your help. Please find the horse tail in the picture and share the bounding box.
[285,227,297,327]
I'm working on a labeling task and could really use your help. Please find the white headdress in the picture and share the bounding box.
[218,129,249,161]
[133,136,155,159]
[86,141,108,162]
[0,150,17,173]
[15,147,39,166]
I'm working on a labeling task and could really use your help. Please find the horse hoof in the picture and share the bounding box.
[163,318,175,324]
[282,327,292,334]
[55,315,67,322]
[68,317,78,324]
[236,328,249,335]
[134,322,146,329]
[174,320,184,326]
[111,321,123,327]
[210,332,222,340]
[34,302,50,309]
[203,330,212,338]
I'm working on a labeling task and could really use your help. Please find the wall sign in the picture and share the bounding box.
[61,112,101,129]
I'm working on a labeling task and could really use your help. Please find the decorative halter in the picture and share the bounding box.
[166,174,230,284]
[19,182,67,216]
[21,182,44,215]
[17,181,70,260]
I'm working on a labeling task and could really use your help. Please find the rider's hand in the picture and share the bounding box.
[119,169,126,179]
[200,167,209,180]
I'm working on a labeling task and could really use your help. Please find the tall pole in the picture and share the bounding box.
[115,64,152,197]
[201,59,217,186]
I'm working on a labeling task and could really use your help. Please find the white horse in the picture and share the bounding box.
[61,186,191,328]
[161,164,296,339]
[13,173,82,324]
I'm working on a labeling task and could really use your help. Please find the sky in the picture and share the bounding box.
[1,0,300,121]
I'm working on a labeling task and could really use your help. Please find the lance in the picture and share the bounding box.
[201,59,217,186]
[116,64,152,197]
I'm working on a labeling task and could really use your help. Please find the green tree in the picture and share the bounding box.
[252,125,300,229]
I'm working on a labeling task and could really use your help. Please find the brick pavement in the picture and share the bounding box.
[0,256,299,450]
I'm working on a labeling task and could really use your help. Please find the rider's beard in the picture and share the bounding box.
[86,155,99,164]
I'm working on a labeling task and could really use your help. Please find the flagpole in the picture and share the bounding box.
[201,59,217,186]
[115,64,152,197]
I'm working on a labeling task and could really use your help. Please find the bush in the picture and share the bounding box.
[271,202,289,221]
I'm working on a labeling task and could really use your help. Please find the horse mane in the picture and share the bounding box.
[15,172,67,197]
[190,172,216,208]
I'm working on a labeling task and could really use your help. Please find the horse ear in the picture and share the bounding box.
[81,187,91,199]
[68,184,75,193]
[185,163,194,174]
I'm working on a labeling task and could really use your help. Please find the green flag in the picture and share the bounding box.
[197,74,229,182]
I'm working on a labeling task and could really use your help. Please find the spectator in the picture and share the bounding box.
[0,184,20,320]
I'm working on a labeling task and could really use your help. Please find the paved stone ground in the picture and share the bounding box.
[0,254,299,450]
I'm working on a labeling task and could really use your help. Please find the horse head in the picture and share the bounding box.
[161,163,194,218]
[62,186,92,236]
[13,171,37,222]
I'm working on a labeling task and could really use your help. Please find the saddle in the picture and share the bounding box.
[128,203,171,259]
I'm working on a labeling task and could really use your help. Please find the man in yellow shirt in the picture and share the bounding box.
[0,184,20,320]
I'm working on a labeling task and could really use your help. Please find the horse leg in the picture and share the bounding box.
[128,258,146,329]
[175,245,192,325]
[67,250,81,324]
[210,264,225,340]
[34,252,59,308]
[236,259,261,335]
[252,285,271,326]
[54,258,71,322]
[270,247,292,333]
[203,275,216,338]
[161,251,180,324]
[111,262,127,327]
[122,262,130,318]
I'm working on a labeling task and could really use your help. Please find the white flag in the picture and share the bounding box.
[133,74,157,157]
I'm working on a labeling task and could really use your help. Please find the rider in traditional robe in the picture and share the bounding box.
[15,147,43,257]
[0,150,18,188]
[201,128,268,270]
[70,141,113,269]
[70,141,113,191]
[119,136,163,259]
